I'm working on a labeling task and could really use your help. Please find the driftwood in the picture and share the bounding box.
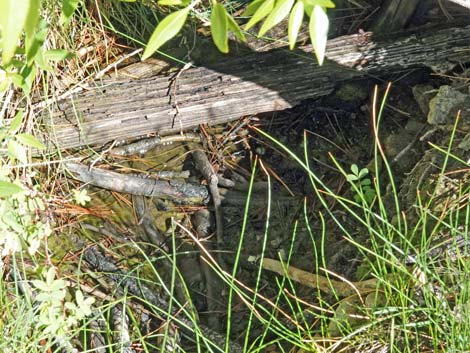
[65,162,209,204]
[43,25,470,151]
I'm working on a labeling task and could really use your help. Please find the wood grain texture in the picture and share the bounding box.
[42,25,470,150]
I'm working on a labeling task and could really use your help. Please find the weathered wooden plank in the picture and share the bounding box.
[42,25,470,150]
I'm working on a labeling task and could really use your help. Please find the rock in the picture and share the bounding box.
[427,85,467,125]
[405,119,425,134]
[458,132,470,151]
[384,130,421,174]
[384,132,411,159]
[412,84,434,117]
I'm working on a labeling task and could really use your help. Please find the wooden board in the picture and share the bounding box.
[41,25,470,150]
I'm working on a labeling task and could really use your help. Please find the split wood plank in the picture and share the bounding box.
[42,25,470,150]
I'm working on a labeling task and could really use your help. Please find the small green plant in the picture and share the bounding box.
[72,188,91,206]
[142,0,335,65]
[32,267,95,342]
[346,163,375,204]
[0,108,49,258]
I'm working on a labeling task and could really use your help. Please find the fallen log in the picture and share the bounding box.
[42,25,470,150]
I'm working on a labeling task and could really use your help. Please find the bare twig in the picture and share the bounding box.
[111,133,201,156]
[132,195,168,250]
[261,258,380,297]
[189,144,224,248]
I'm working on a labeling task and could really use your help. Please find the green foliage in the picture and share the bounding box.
[142,6,192,60]
[0,179,50,257]
[0,0,32,65]
[308,5,329,65]
[244,0,275,30]
[142,0,334,65]
[346,164,375,204]
[31,267,95,343]
[211,2,229,53]
[0,180,23,197]
[0,106,49,257]
[227,12,246,42]
[61,0,81,26]
[288,1,304,49]
[72,188,91,206]
[259,0,294,37]
[0,0,74,93]
[1,109,46,165]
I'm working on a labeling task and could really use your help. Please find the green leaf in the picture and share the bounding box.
[245,0,275,31]
[9,110,24,133]
[34,50,52,71]
[142,6,191,61]
[73,189,91,206]
[259,0,294,37]
[49,279,66,292]
[45,267,56,286]
[211,3,229,53]
[360,178,371,186]
[16,133,46,149]
[24,0,41,39]
[227,14,246,42]
[346,174,358,182]
[25,20,48,65]
[309,5,328,65]
[2,211,23,233]
[358,168,369,179]
[20,63,36,95]
[158,0,183,5]
[43,49,72,62]
[10,73,25,90]
[0,0,30,65]
[350,164,358,176]
[32,279,49,292]
[61,0,81,26]
[8,139,28,164]
[288,1,304,49]
[0,181,23,197]
[243,0,266,17]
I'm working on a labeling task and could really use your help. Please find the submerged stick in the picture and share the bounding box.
[83,246,243,353]
[190,144,224,248]
[262,258,380,297]
[65,162,209,205]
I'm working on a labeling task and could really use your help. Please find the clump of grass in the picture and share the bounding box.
[247,85,469,352]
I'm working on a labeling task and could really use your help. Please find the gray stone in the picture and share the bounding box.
[412,84,434,117]
[427,85,467,125]
[458,132,470,152]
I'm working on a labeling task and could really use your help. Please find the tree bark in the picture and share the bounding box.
[42,25,470,151]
